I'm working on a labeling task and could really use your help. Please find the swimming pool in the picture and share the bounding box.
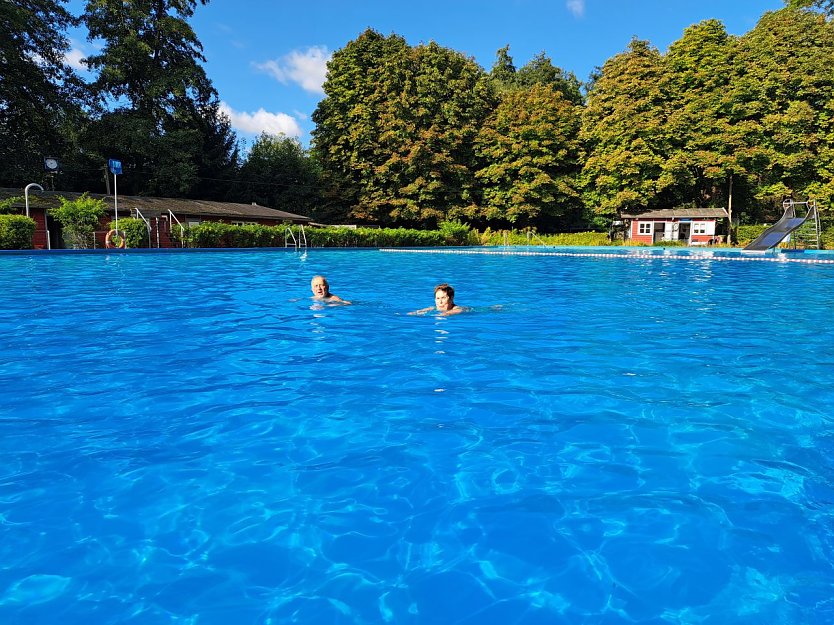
[1,248,833,624]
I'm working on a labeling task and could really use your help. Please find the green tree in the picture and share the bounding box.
[786,0,834,16]
[312,30,409,221]
[489,45,517,91]
[80,0,237,197]
[727,8,834,216]
[580,39,668,226]
[516,52,583,105]
[236,133,321,218]
[312,31,495,226]
[659,20,740,208]
[0,0,85,187]
[188,103,241,201]
[50,193,105,248]
[474,85,582,229]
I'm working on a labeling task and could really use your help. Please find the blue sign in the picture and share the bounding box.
[108,159,123,175]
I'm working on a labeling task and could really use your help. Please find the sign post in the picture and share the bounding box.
[108,159,123,232]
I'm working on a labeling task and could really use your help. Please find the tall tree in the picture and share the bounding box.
[580,39,668,226]
[489,45,517,92]
[188,102,240,201]
[80,0,237,197]
[659,20,739,208]
[516,52,583,105]
[474,84,582,229]
[311,30,409,222]
[0,0,85,187]
[312,31,495,226]
[235,133,321,218]
[727,8,834,215]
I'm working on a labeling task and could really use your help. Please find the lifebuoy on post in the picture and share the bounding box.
[105,229,126,249]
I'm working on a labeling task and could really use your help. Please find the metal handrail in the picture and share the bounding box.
[285,226,298,249]
[168,210,185,247]
[133,207,153,248]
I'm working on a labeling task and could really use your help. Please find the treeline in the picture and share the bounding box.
[3,1,834,230]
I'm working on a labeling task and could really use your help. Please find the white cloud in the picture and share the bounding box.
[254,46,331,94]
[566,0,585,18]
[65,48,87,71]
[219,101,303,138]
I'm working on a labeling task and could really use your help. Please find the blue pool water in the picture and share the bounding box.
[1,248,833,624]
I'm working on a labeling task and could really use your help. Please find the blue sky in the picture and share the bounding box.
[65,0,785,147]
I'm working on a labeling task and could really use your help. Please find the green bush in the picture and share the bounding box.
[438,220,478,245]
[50,193,105,249]
[0,214,36,249]
[108,218,150,248]
[735,224,768,247]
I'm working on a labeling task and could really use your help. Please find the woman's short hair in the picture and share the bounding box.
[434,283,454,298]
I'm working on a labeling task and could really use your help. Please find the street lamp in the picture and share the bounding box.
[24,183,43,218]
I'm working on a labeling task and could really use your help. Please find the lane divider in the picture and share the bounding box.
[379,248,834,264]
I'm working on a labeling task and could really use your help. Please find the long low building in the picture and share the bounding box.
[0,188,312,249]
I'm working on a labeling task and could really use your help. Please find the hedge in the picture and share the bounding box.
[0,215,36,249]
[479,228,611,246]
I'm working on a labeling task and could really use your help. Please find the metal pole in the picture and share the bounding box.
[24,183,44,218]
[114,173,119,230]
[727,175,733,246]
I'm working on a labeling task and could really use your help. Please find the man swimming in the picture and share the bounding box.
[410,283,466,316]
[310,275,350,304]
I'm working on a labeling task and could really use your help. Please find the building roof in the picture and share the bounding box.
[0,188,312,223]
[621,208,729,219]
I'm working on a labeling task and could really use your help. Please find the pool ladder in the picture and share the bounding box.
[285,224,308,250]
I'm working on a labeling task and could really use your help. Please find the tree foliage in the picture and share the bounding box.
[489,47,582,104]
[235,133,321,217]
[728,8,834,216]
[787,0,834,17]
[79,0,237,197]
[474,85,582,228]
[0,0,84,187]
[580,39,668,225]
[312,30,495,226]
[660,20,738,208]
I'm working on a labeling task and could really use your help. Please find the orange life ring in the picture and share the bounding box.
[105,229,126,249]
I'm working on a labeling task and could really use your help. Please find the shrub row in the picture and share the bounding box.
[479,228,611,247]
[0,215,36,249]
[178,221,481,248]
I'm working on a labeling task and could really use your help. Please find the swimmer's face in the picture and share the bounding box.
[311,277,329,297]
[435,289,453,311]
